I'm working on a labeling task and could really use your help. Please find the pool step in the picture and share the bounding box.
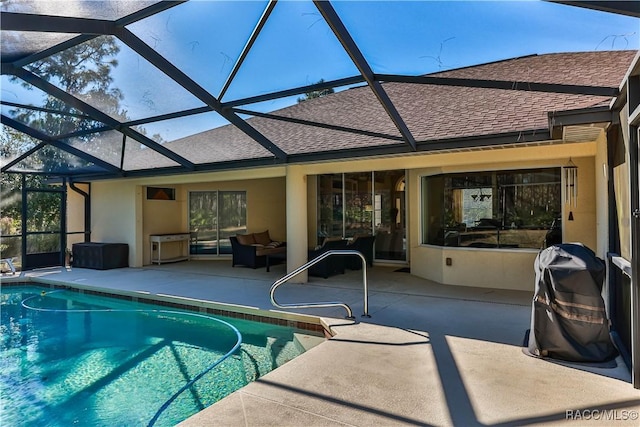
[293,332,326,353]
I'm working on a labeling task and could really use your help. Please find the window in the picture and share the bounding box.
[188,191,246,255]
[422,168,561,249]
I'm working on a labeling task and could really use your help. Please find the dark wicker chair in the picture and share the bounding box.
[230,236,266,268]
[345,235,375,270]
[308,238,349,278]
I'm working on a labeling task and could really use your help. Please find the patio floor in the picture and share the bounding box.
[3,260,639,426]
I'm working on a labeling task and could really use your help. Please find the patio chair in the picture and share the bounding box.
[345,235,375,270]
[230,236,266,269]
[308,237,349,278]
[230,231,286,269]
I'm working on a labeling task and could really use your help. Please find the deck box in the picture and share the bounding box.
[72,242,129,270]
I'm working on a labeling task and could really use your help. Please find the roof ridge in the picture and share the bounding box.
[426,53,539,77]
[426,50,637,77]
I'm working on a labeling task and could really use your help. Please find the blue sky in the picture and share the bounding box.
[2,0,639,143]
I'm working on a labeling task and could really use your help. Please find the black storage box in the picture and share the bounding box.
[72,242,129,270]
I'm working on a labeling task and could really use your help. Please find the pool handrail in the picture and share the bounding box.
[270,249,370,319]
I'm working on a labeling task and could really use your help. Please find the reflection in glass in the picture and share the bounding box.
[374,170,406,261]
[344,172,372,239]
[189,191,246,256]
[218,192,247,255]
[317,174,343,245]
[189,191,218,255]
[316,170,406,261]
[422,168,562,249]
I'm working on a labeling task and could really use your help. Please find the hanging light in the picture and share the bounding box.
[564,158,578,219]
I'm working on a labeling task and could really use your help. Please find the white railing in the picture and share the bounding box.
[270,249,370,319]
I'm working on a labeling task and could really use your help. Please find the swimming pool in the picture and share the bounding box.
[0,285,325,426]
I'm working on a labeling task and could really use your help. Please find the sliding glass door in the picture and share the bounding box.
[189,191,246,256]
[317,170,406,262]
[374,170,406,261]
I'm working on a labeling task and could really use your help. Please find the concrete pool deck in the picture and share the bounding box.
[3,260,639,426]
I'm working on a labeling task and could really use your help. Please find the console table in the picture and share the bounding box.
[150,233,191,265]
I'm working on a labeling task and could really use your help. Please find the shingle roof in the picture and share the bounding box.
[131,50,636,168]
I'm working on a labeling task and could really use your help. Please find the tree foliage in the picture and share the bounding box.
[1,36,124,256]
[297,79,334,103]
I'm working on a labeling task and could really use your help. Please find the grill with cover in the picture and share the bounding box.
[525,243,617,363]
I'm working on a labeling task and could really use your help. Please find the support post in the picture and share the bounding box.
[286,165,308,282]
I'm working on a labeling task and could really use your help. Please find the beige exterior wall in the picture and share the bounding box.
[79,139,602,291]
[140,176,286,265]
[89,168,287,267]
[91,180,141,267]
[407,141,599,291]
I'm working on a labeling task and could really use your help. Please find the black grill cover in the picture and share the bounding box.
[526,243,617,362]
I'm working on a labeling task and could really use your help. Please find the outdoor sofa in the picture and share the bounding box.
[230,230,285,269]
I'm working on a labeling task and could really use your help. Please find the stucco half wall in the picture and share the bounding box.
[411,245,539,291]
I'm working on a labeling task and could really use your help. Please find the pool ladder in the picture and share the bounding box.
[270,249,370,319]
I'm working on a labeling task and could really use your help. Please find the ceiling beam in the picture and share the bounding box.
[1,114,122,174]
[548,1,640,18]
[233,108,403,142]
[0,100,95,119]
[218,0,278,100]
[115,27,288,159]
[4,64,196,170]
[0,141,47,172]
[313,0,417,151]
[376,74,619,97]
[221,75,365,108]
[7,34,97,68]
[115,1,186,26]
[1,12,116,34]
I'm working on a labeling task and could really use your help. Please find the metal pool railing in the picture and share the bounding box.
[270,249,370,319]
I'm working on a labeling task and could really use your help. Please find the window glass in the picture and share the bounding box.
[422,168,561,249]
[344,172,373,239]
[189,191,217,255]
[218,191,247,255]
[317,170,406,261]
[374,170,406,260]
[188,190,246,256]
[317,174,343,245]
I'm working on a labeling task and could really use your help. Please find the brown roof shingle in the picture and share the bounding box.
[145,50,636,167]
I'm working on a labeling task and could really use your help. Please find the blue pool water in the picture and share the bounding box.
[0,286,321,426]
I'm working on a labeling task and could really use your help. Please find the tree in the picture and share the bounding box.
[1,36,124,258]
[297,79,334,103]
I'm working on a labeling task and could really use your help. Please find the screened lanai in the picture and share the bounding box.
[1,0,639,389]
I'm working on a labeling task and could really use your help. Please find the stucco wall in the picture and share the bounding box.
[407,142,599,291]
[88,170,286,267]
[90,180,140,267]
[140,177,286,265]
[82,140,601,290]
